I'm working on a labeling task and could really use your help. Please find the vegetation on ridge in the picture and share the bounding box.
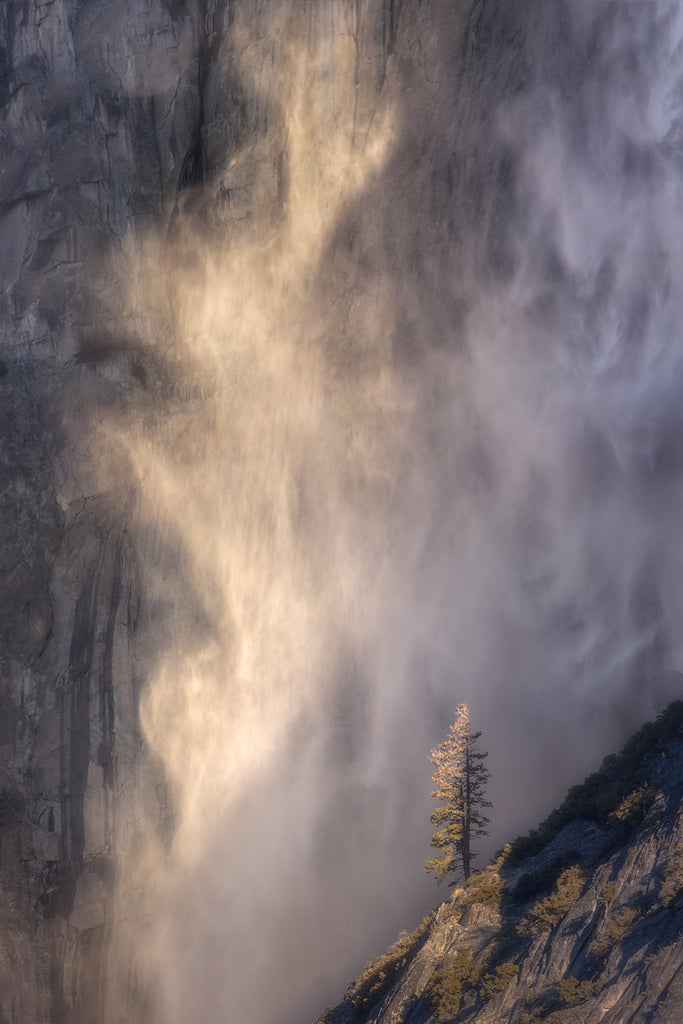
[424,949,520,1021]
[518,865,586,934]
[589,904,641,959]
[349,914,433,1017]
[423,949,482,1021]
[464,865,505,906]
[320,702,683,1024]
[502,701,683,869]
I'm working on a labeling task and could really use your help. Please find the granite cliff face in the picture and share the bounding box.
[0,2,403,1020]
[317,704,683,1024]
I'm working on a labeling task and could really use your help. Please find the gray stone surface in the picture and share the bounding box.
[0,1,403,1019]
[317,738,683,1024]
[3,1,683,1021]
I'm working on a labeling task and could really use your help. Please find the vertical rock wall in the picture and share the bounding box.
[0,1,399,1019]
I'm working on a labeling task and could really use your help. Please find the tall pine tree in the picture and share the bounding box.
[426,704,491,883]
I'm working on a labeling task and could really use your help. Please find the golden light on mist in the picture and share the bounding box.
[93,7,413,1019]
[52,4,683,1022]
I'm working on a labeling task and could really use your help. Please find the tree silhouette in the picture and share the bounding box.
[426,704,491,883]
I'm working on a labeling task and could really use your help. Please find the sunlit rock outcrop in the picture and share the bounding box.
[317,704,683,1024]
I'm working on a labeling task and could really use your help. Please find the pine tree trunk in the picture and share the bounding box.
[462,744,472,879]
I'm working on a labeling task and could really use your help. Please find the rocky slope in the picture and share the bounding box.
[316,702,683,1024]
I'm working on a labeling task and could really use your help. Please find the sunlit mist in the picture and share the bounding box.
[76,2,683,1022]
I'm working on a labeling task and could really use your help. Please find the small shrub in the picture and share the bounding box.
[589,905,639,959]
[518,866,586,934]
[423,949,481,1022]
[521,1010,593,1024]
[511,850,581,905]
[465,867,505,906]
[661,844,683,907]
[518,977,604,1024]
[597,881,618,908]
[502,702,683,868]
[481,961,519,1000]
[608,784,656,836]
[556,976,603,1005]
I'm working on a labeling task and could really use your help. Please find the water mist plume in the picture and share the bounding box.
[95,6,417,1022]
[83,2,683,1021]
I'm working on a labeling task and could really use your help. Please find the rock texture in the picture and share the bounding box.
[0,1,402,1020]
[3,1,683,1022]
[316,704,683,1024]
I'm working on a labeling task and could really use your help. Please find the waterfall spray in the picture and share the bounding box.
[81,2,683,1021]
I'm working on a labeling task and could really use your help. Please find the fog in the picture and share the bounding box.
[88,2,683,1021]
